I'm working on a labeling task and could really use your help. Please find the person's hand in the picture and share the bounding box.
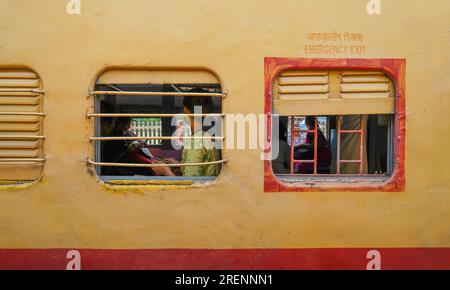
[151,161,175,176]
[165,158,179,164]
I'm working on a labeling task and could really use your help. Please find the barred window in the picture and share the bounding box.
[265,59,405,192]
[0,68,45,184]
[87,68,226,186]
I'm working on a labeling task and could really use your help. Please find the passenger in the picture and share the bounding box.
[272,118,291,174]
[181,89,220,176]
[100,101,116,136]
[103,117,175,176]
[294,116,331,174]
[100,102,117,175]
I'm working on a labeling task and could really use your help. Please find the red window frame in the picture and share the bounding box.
[264,58,405,192]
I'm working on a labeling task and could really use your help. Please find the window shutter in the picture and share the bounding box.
[278,71,329,100]
[273,70,394,116]
[339,71,392,99]
[0,68,44,182]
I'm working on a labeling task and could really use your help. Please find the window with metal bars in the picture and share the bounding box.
[87,68,226,185]
[0,68,45,184]
[269,65,398,185]
[272,114,394,178]
[265,58,405,192]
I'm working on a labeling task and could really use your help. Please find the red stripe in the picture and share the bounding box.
[0,248,448,270]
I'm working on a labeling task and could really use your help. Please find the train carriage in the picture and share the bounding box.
[0,0,449,270]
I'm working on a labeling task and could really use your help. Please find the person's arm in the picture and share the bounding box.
[127,149,175,176]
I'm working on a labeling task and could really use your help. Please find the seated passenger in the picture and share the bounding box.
[103,117,175,176]
[181,90,220,176]
[100,101,116,136]
[294,116,331,174]
[272,119,291,174]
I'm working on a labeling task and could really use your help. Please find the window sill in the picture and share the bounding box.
[100,175,217,186]
[270,174,395,191]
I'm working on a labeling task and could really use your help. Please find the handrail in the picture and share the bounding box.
[87,113,224,118]
[90,136,224,141]
[90,91,225,97]
[87,158,227,168]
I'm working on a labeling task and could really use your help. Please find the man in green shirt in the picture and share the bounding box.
[181,90,220,177]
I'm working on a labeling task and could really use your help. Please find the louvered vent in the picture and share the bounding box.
[339,71,392,99]
[0,68,45,181]
[278,71,329,100]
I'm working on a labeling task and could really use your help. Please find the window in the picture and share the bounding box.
[264,58,405,192]
[87,68,226,185]
[0,68,45,184]
[277,114,394,176]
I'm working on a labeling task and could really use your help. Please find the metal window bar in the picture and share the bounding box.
[90,91,225,97]
[90,92,224,172]
[87,158,227,168]
[336,115,365,175]
[289,116,318,175]
[287,115,367,176]
[87,113,225,118]
[89,136,224,141]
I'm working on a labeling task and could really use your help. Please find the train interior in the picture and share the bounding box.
[94,83,222,182]
[271,114,395,180]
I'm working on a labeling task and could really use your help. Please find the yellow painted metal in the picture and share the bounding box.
[274,98,395,115]
[91,90,224,97]
[0,67,44,181]
[275,70,394,114]
[97,68,220,84]
[0,0,447,251]
[87,158,228,168]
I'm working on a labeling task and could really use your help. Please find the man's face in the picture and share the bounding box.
[123,120,132,131]
[118,120,131,132]
[101,119,115,136]
[184,106,195,130]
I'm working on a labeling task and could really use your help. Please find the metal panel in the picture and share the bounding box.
[277,71,329,100]
[0,68,44,182]
[0,96,40,105]
[97,69,220,85]
[0,105,39,112]
[0,140,39,149]
[279,84,329,94]
[0,115,39,123]
[0,149,39,158]
[0,69,37,79]
[0,78,39,88]
[339,71,393,100]
[274,98,395,115]
[274,70,395,115]
[0,122,40,132]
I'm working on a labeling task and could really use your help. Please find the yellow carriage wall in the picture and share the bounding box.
[0,0,448,249]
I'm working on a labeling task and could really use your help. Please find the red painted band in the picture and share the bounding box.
[0,248,448,270]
